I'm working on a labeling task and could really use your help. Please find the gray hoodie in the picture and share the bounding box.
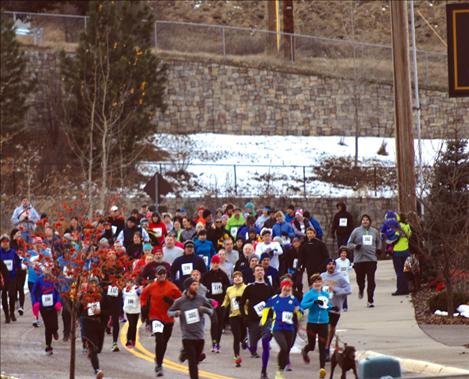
[168,293,213,340]
[320,270,352,312]
[347,225,381,263]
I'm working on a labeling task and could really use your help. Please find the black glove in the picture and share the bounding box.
[163,296,174,305]
[314,299,324,306]
[331,306,339,313]
[355,244,362,250]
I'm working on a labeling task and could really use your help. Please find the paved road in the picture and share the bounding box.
[1,261,468,379]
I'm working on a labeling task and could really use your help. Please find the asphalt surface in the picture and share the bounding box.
[1,261,468,379]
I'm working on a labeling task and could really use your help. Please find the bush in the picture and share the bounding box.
[428,290,469,313]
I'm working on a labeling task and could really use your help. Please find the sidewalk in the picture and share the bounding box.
[337,260,469,376]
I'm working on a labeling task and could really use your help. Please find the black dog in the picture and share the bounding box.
[330,342,358,379]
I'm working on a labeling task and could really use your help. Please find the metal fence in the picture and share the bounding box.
[3,11,447,88]
[140,161,397,199]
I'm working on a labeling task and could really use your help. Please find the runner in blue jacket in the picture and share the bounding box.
[300,273,331,379]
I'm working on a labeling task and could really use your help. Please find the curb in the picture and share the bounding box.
[356,350,469,376]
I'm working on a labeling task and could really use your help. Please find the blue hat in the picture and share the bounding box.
[143,243,153,251]
[260,253,270,261]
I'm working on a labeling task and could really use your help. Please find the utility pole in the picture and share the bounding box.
[283,0,294,62]
[390,1,417,215]
[266,0,277,54]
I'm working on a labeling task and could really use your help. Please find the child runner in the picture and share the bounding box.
[261,280,301,379]
[300,274,331,379]
[335,246,352,311]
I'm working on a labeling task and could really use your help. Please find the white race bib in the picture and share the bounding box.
[211,282,223,295]
[152,320,164,334]
[293,258,298,269]
[153,228,162,238]
[317,295,329,309]
[282,311,293,324]
[87,302,100,316]
[363,235,373,246]
[339,218,348,227]
[202,256,208,267]
[181,263,193,276]
[42,294,53,307]
[230,227,238,238]
[267,275,273,286]
[124,297,136,308]
[4,259,13,271]
[253,301,266,317]
[340,266,347,271]
[184,308,200,324]
[231,297,239,311]
[107,286,119,297]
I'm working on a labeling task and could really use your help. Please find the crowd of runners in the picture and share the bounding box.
[0,198,415,379]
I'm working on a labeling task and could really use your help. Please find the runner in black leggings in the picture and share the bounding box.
[300,274,331,379]
[261,280,301,379]
[79,279,108,379]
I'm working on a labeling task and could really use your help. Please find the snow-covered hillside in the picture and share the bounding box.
[141,134,445,198]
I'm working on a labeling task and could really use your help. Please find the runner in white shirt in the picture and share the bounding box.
[255,229,283,271]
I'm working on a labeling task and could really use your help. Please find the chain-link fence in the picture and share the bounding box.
[3,11,447,88]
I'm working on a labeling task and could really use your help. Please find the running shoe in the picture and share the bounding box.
[18,307,24,316]
[126,340,133,348]
[274,370,284,379]
[155,365,164,377]
[260,373,269,379]
[358,290,364,299]
[211,342,216,353]
[10,313,16,322]
[319,368,327,378]
[251,352,260,358]
[45,346,53,356]
[95,369,104,379]
[53,331,59,340]
[241,337,249,350]
[112,342,120,352]
[285,363,292,371]
[234,355,242,367]
[367,302,375,308]
[215,343,220,353]
[301,346,310,364]
[32,319,39,327]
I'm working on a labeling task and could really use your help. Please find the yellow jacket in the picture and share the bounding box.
[394,222,411,252]
[222,283,247,317]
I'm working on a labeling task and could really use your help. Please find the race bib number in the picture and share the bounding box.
[293,258,298,269]
[253,301,266,317]
[184,308,200,324]
[231,298,239,311]
[42,294,53,307]
[282,311,293,324]
[230,227,238,238]
[340,266,347,271]
[153,228,162,238]
[124,297,136,308]
[107,286,119,297]
[4,259,13,271]
[181,263,193,276]
[152,320,164,334]
[267,275,273,286]
[317,295,329,309]
[363,235,373,246]
[87,302,100,316]
[211,282,223,295]
[339,218,348,227]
